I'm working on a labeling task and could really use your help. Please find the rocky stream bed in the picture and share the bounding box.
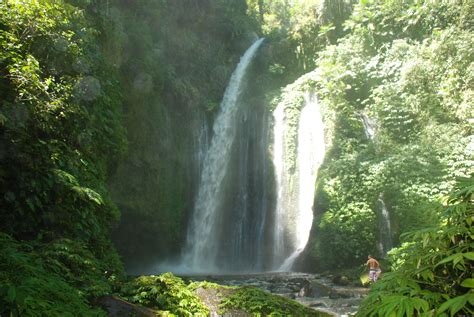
[97,272,369,316]
[182,272,369,317]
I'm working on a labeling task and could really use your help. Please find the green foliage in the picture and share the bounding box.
[120,273,209,316]
[248,0,355,78]
[0,0,126,314]
[346,0,470,49]
[187,280,230,291]
[0,0,126,245]
[307,0,473,270]
[270,78,308,172]
[38,238,123,298]
[318,202,376,267]
[219,286,329,316]
[0,233,106,316]
[357,177,474,317]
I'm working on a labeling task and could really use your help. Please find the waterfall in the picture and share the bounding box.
[273,92,326,271]
[182,38,264,273]
[220,108,271,272]
[361,112,376,140]
[377,194,393,256]
[272,103,286,266]
[361,113,392,256]
[255,112,270,270]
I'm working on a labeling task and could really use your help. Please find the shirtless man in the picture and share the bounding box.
[367,255,381,282]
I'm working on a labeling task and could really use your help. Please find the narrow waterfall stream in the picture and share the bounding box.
[360,112,376,140]
[377,194,393,256]
[272,103,286,267]
[359,114,393,256]
[182,38,264,273]
[273,93,326,271]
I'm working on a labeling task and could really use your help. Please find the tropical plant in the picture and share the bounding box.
[357,177,474,316]
[120,273,209,316]
[0,234,107,316]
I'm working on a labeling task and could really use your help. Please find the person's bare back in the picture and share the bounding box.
[367,256,379,269]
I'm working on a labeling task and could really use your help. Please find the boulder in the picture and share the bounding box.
[309,280,332,297]
[332,274,350,286]
[297,280,312,297]
[95,295,157,317]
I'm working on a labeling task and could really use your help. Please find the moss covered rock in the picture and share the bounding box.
[117,273,331,316]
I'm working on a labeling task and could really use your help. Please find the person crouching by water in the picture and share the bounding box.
[367,255,381,282]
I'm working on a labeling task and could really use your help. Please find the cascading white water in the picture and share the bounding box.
[182,38,264,272]
[255,112,270,270]
[273,92,326,271]
[293,94,326,255]
[377,194,393,256]
[272,103,286,264]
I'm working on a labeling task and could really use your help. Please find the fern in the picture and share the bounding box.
[0,234,106,316]
[120,273,209,316]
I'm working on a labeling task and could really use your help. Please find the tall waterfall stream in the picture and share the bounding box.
[377,194,393,256]
[162,40,327,274]
[273,93,326,271]
[360,114,394,256]
[182,38,265,272]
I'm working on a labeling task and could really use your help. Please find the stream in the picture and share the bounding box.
[181,272,369,316]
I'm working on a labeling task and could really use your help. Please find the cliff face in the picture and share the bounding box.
[107,0,258,270]
[107,0,360,272]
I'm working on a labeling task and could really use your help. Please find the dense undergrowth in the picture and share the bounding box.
[120,273,210,316]
[304,0,473,270]
[358,176,473,316]
[1,0,125,315]
[0,234,110,316]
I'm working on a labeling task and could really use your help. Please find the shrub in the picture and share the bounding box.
[0,233,106,316]
[120,273,209,316]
